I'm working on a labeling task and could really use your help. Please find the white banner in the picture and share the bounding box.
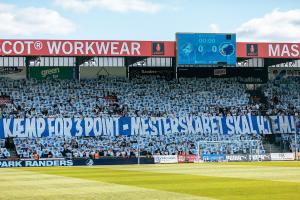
[153,155,178,164]
[2,115,299,139]
[249,154,271,161]
[270,153,295,161]
[226,155,248,161]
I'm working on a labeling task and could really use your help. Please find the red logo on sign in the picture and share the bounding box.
[152,42,165,55]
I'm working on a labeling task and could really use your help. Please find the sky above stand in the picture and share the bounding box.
[1,0,300,42]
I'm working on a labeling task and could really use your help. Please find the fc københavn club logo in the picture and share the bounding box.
[219,43,235,56]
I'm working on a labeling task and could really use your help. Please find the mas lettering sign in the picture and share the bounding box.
[237,42,300,59]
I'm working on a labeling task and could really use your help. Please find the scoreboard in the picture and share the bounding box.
[177,33,236,65]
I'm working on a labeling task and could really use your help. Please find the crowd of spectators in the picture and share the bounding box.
[0,76,273,118]
[281,133,300,153]
[0,76,299,158]
[13,133,264,159]
[263,77,300,116]
[0,139,10,158]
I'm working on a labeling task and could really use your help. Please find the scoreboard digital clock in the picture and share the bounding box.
[177,33,236,65]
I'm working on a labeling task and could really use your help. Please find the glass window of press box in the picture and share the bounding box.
[79,57,125,67]
[0,57,26,67]
[28,57,76,67]
[236,58,264,67]
[128,57,173,67]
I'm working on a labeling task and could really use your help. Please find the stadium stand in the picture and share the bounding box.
[0,76,258,118]
[281,133,300,153]
[0,139,10,158]
[13,133,265,159]
[0,37,299,166]
[0,76,279,159]
[263,77,300,115]
[1,75,299,119]
[0,75,300,158]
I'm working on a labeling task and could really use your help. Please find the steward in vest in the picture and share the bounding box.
[34,152,39,160]
[94,151,100,159]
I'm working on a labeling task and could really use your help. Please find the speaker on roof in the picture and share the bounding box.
[226,34,232,40]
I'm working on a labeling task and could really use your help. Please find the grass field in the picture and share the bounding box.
[1,162,300,200]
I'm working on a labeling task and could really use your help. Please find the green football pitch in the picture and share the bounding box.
[1,162,300,200]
